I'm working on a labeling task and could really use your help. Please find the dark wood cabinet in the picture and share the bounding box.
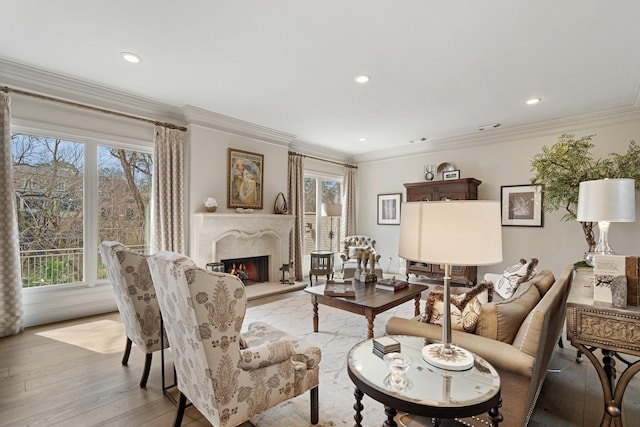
[403,178,481,285]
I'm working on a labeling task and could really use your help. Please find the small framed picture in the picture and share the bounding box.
[377,193,402,225]
[501,184,544,227]
[442,170,460,180]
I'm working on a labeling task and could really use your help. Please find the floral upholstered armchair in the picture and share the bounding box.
[148,251,321,427]
[99,241,167,388]
[340,235,381,263]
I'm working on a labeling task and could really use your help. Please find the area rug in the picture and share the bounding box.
[242,293,420,427]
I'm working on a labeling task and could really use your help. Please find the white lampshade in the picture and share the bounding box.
[576,178,636,222]
[398,200,503,266]
[321,203,342,217]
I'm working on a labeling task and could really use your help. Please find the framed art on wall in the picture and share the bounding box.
[227,148,264,209]
[501,184,543,227]
[377,193,402,225]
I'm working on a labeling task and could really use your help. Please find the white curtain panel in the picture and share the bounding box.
[287,153,304,280]
[342,165,357,237]
[152,125,185,254]
[0,92,24,337]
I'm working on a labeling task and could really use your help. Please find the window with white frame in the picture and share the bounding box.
[12,132,152,288]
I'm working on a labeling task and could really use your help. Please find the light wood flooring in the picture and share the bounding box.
[1,291,639,427]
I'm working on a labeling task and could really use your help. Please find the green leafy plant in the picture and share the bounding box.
[530,134,640,251]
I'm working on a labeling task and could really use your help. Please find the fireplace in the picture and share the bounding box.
[221,255,269,284]
[190,213,295,282]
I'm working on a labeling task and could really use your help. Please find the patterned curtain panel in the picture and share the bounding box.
[152,125,185,254]
[0,92,24,337]
[342,165,356,237]
[287,153,304,280]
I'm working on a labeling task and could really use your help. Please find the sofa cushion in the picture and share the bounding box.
[475,282,541,344]
[493,258,539,299]
[421,281,493,333]
[527,268,555,296]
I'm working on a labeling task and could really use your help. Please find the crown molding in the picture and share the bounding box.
[0,58,185,125]
[354,105,640,164]
[288,139,355,165]
[183,105,296,146]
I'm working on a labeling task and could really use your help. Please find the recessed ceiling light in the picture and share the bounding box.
[121,52,141,64]
[526,97,542,105]
[359,137,367,142]
[354,74,370,83]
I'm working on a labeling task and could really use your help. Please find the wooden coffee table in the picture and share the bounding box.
[304,281,429,338]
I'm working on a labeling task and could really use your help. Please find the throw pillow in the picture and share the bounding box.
[494,258,539,299]
[421,281,493,333]
[476,282,541,343]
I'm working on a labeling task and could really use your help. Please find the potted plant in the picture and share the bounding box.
[530,134,640,255]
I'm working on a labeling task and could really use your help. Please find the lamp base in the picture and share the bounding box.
[421,343,474,371]
[584,250,615,267]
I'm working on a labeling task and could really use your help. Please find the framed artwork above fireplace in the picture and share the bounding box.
[227,148,264,209]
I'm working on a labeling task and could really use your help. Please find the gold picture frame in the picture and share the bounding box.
[227,148,264,209]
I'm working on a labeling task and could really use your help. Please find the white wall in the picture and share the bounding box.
[185,125,291,262]
[356,118,640,280]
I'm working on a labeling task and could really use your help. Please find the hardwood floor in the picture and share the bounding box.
[1,295,639,427]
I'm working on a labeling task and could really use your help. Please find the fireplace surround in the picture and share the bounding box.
[190,213,295,283]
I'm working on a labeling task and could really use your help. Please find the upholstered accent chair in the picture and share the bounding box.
[340,235,383,279]
[99,241,167,388]
[339,235,381,263]
[148,251,320,427]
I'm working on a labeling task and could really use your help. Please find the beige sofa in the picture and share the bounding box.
[385,265,574,426]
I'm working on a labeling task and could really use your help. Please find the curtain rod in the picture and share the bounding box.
[289,151,357,169]
[4,86,187,132]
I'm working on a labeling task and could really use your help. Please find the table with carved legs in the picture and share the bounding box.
[304,282,427,339]
[566,267,640,427]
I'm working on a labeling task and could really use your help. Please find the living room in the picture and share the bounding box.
[2,2,640,426]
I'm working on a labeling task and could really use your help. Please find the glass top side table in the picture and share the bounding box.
[347,335,502,427]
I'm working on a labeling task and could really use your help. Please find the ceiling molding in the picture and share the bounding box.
[0,58,185,125]
[354,105,640,164]
[288,140,355,165]
[182,105,295,146]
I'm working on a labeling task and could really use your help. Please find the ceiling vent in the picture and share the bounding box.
[478,123,501,131]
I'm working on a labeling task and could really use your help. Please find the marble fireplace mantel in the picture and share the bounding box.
[190,213,295,282]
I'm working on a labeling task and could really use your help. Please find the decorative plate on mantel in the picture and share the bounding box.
[437,162,455,180]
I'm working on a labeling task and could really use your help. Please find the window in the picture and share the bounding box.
[12,133,152,288]
[304,174,342,256]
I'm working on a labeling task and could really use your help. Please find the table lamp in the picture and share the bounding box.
[576,178,636,266]
[321,203,342,253]
[399,200,503,371]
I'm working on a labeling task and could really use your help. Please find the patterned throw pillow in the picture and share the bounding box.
[494,258,539,299]
[421,281,494,333]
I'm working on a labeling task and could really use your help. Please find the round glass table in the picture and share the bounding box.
[347,335,502,427]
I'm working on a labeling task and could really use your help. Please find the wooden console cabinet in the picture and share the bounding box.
[403,178,481,285]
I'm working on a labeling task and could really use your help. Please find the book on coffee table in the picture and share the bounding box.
[324,280,355,297]
[375,278,409,292]
[372,336,401,358]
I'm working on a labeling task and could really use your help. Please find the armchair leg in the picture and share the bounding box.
[139,353,152,388]
[122,337,132,366]
[173,392,187,427]
[310,386,319,424]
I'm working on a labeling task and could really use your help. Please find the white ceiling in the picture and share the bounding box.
[2,1,640,157]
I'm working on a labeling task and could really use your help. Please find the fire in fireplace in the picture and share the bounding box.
[221,255,269,284]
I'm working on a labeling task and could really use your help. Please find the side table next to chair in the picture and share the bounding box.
[310,250,334,286]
